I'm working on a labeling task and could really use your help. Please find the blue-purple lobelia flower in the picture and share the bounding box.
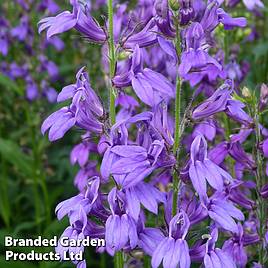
[38,0,106,43]
[236,0,264,10]
[70,139,97,167]
[206,193,245,234]
[105,187,138,254]
[151,211,191,268]
[125,182,166,221]
[41,67,104,141]
[192,80,253,126]
[100,111,175,188]
[189,134,233,200]
[139,227,165,256]
[0,19,9,56]
[56,177,101,223]
[200,0,247,31]
[179,22,223,83]
[11,15,33,42]
[37,0,60,14]
[113,45,175,106]
[222,223,259,267]
[153,0,175,38]
[25,76,39,101]
[179,0,195,26]
[203,228,236,268]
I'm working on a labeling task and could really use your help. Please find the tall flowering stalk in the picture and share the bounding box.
[171,2,182,217]
[38,0,268,267]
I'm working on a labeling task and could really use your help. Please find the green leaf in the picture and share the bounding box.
[254,42,268,60]
[0,74,23,96]
[0,138,33,178]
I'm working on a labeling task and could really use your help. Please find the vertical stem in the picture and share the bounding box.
[254,107,267,265]
[107,1,123,266]
[172,13,182,217]
[114,251,124,268]
[107,0,116,125]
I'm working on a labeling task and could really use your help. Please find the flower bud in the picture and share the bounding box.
[169,0,179,11]
[260,183,268,199]
[242,86,251,98]
[260,83,268,110]
[179,0,195,26]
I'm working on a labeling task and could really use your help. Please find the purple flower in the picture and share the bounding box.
[189,134,233,200]
[222,224,249,267]
[113,45,175,106]
[139,228,165,256]
[0,28,9,56]
[151,211,191,268]
[38,0,106,43]
[70,138,97,167]
[125,182,166,220]
[260,183,268,198]
[105,188,138,254]
[154,0,175,37]
[207,194,245,234]
[179,22,222,80]
[243,0,264,10]
[11,15,33,42]
[37,0,60,14]
[228,142,256,170]
[55,177,101,223]
[203,228,236,268]
[74,162,98,191]
[192,81,231,120]
[26,77,39,101]
[38,55,59,80]
[179,0,195,26]
[123,18,158,49]
[41,106,76,141]
[41,67,104,141]
[200,1,247,31]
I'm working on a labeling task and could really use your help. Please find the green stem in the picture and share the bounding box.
[107,1,123,266]
[172,13,182,217]
[254,108,267,265]
[25,107,41,232]
[107,0,116,125]
[114,251,124,268]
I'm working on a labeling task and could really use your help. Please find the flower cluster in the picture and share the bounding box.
[39,0,268,267]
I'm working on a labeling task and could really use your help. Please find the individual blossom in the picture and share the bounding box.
[179,22,222,82]
[228,141,256,171]
[105,187,138,254]
[41,67,104,141]
[125,182,166,221]
[223,223,259,267]
[260,183,268,198]
[200,0,247,31]
[138,227,165,256]
[151,211,191,268]
[203,228,236,268]
[38,0,106,43]
[55,177,101,223]
[179,0,195,26]
[70,135,97,167]
[0,18,9,56]
[11,15,33,42]
[189,134,233,200]
[192,80,253,126]
[153,0,175,38]
[74,161,99,191]
[206,194,245,234]
[113,45,175,107]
